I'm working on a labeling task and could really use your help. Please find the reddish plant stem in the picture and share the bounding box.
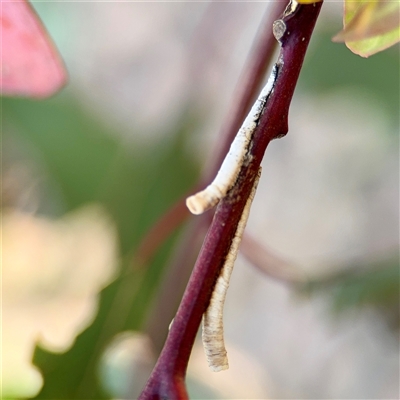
[142,2,286,354]
[143,218,206,354]
[139,2,323,399]
[203,0,287,179]
[240,232,306,285]
[133,197,194,267]
[135,2,285,268]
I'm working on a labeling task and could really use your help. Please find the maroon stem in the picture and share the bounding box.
[142,1,286,353]
[135,2,286,268]
[139,2,323,399]
[203,0,288,179]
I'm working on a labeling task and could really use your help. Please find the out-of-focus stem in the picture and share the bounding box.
[139,2,323,399]
[240,232,306,285]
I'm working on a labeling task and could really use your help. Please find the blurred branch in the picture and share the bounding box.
[133,197,192,268]
[240,232,306,285]
[242,233,399,332]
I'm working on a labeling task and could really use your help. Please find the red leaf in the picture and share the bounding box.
[1,0,67,98]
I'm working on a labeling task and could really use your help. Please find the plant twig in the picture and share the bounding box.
[139,2,323,398]
[240,232,306,285]
[142,1,286,354]
[134,2,285,268]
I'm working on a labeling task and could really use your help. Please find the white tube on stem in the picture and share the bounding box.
[186,65,277,215]
[202,168,261,372]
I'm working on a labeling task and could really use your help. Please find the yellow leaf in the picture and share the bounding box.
[333,0,400,57]
[345,26,400,57]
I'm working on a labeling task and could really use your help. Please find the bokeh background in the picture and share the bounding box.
[2,2,399,399]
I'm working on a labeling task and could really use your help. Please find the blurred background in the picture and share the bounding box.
[2,2,399,399]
